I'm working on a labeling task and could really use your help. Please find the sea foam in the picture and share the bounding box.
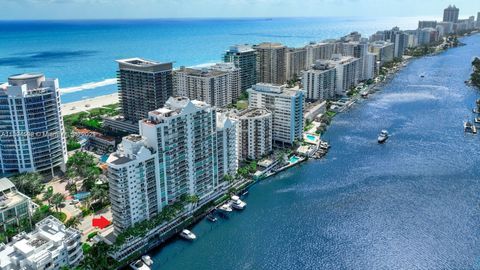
[59,78,117,94]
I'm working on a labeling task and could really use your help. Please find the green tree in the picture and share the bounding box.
[65,216,81,229]
[51,193,65,212]
[42,186,54,205]
[81,242,112,270]
[10,172,44,197]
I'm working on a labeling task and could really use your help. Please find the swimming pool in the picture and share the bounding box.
[289,156,300,163]
[306,134,317,142]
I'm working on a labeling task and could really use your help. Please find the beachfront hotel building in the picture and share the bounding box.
[248,83,304,145]
[174,64,239,108]
[0,177,32,232]
[236,108,273,160]
[443,5,459,23]
[0,216,83,269]
[302,61,337,102]
[304,42,335,67]
[254,42,287,85]
[0,73,67,176]
[285,47,307,81]
[106,135,160,234]
[224,45,257,92]
[116,58,173,123]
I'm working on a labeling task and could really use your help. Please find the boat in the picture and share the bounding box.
[130,260,151,270]
[319,142,330,150]
[241,190,249,196]
[230,195,246,210]
[206,213,217,222]
[218,203,233,212]
[420,74,425,78]
[179,229,196,240]
[361,92,369,98]
[377,130,389,144]
[473,108,480,114]
[475,117,480,124]
[141,255,153,266]
[464,121,477,134]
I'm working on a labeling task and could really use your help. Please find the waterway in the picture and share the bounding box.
[151,34,480,269]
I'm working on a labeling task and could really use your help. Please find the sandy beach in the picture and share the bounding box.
[61,93,119,115]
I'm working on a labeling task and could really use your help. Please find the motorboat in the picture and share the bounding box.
[361,92,369,98]
[179,229,196,240]
[230,195,247,210]
[319,142,330,150]
[206,213,217,222]
[130,260,150,270]
[464,121,477,134]
[420,74,425,78]
[377,130,389,144]
[218,203,233,212]
[475,117,480,124]
[141,255,153,266]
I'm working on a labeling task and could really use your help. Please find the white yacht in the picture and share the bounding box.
[464,121,477,134]
[230,195,247,210]
[142,255,153,266]
[180,229,196,240]
[218,203,233,212]
[377,130,389,144]
[130,260,151,270]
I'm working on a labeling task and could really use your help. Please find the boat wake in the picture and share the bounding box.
[60,78,117,94]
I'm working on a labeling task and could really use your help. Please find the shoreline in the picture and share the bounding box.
[61,93,119,116]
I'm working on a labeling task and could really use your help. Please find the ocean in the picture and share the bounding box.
[151,34,480,269]
[0,17,421,103]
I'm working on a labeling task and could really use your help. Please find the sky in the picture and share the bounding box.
[1,0,480,20]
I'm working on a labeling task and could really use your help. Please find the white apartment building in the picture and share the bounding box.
[0,73,67,176]
[139,97,219,204]
[0,216,83,270]
[174,65,239,108]
[216,113,239,179]
[248,83,304,145]
[0,177,32,232]
[106,135,160,234]
[316,55,360,96]
[302,61,337,101]
[236,108,273,160]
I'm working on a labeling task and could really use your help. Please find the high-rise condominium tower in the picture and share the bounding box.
[254,42,287,85]
[224,45,257,92]
[0,73,67,176]
[116,58,173,123]
[443,5,459,23]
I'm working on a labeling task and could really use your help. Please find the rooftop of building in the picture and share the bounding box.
[254,42,286,49]
[249,83,303,97]
[0,216,79,267]
[0,178,30,211]
[117,57,173,72]
[176,66,228,77]
[226,44,255,53]
[142,97,211,126]
[237,107,272,119]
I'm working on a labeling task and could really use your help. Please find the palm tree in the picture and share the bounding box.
[91,185,109,207]
[42,186,54,205]
[11,173,44,197]
[51,193,65,212]
[65,216,81,229]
